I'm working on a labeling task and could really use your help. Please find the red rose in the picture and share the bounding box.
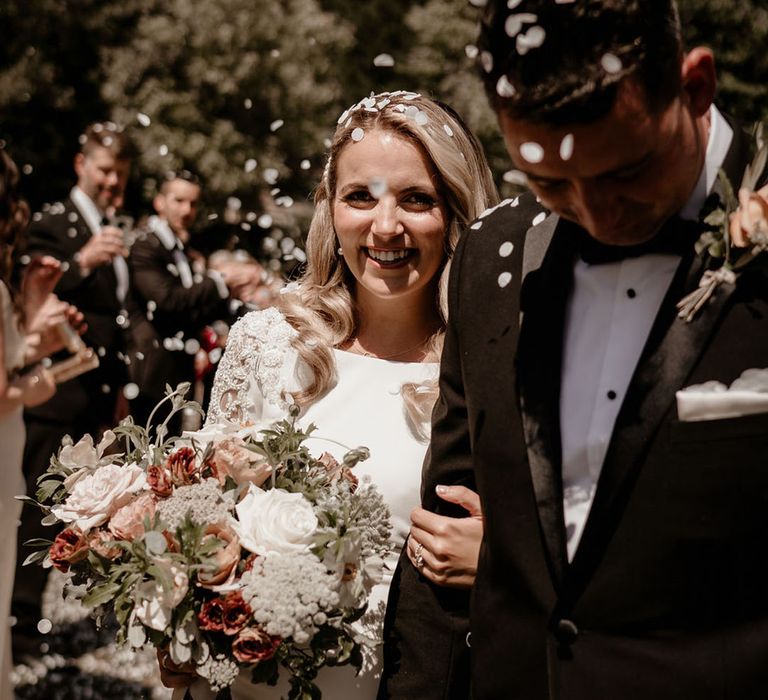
[166,447,197,486]
[198,597,226,632]
[50,528,89,572]
[147,465,173,497]
[221,591,252,635]
[231,627,281,663]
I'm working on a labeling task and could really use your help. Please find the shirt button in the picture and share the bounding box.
[554,619,579,645]
[607,390,617,400]
[626,288,637,298]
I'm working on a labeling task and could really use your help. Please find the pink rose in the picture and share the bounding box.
[108,492,156,540]
[231,627,281,663]
[214,438,272,487]
[197,522,241,589]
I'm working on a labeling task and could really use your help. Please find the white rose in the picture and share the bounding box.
[133,559,188,631]
[61,431,116,490]
[52,462,147,532]
[233,486,318,555]
[183,419,267,447]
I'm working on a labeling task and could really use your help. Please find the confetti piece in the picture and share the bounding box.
[270,119,284,132]
[137,113,151,127]
[560,133,574,161]
[245,158,258,173]
[300,159,311,170]
[369,177,387,198]
[496,75,516,98]
[37,619,52,634]
[373,53,395,67]
[123,383,140,400]
[516,25,546,55]
[505,12,537,37]
[498,272,513,288]
[465,44,479,59]
[471,221,483,230]
[351,127,365,142]
[480,51,493,73]
[532,212,547,226]
[443,124,454,137]
[508,0,523,7]
[257,214,273,228]
[415,111,429,126]
[263,168,279,184]
[499,241,514,257]
[159,144,169,156]
[520,142,544,163]
[601,53,623,74]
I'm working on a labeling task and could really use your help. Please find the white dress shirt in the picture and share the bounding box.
[70,186,130,304]
[560,106,733,560]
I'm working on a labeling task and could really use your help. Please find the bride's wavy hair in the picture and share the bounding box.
[278,91,498,439]
[0,150,30,313]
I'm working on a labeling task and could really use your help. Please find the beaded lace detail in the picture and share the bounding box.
[206,308,298,425]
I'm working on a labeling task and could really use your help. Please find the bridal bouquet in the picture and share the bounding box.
[23,385,391,700]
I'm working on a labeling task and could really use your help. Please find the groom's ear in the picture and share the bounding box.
[680,47,716,118]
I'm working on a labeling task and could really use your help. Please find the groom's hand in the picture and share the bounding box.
[407,485,483,589]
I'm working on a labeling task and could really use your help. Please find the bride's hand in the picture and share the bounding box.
[407,485,483,589]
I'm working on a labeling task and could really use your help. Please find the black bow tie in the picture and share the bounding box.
[575,217,703,265]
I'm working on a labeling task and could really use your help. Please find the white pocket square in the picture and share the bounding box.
[676,368,768,422]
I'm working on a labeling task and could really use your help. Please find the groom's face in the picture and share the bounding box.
[498,78,708,246]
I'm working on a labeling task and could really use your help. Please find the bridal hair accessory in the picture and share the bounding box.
[22,385,391,699]
[677,122,768,322]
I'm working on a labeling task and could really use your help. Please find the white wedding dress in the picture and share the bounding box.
[0,281,27,698]
[182,308,437,699]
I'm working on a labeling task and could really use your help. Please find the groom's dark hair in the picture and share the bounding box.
[478,0,684,125]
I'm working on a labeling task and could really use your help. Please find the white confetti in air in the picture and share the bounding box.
[503,169,528,186]
[276,195,294,207]
[244,158,258,173]
[270,49,280,58]
[601,53,623,74]
[257,214,273,228]
[498,272,513,288]
[241,222,251,231]
[123,383,140,400]
[324,138,332,149]
[300,159,311,170]
[560,133,574,161]
[496,74,516,98]
[37,619,53,634]
[532,212,547,226]
[443,124,454,137]
[465,44,479,59]
[468,0,487,6]
[516,25,546,55]
[137,113,151,127]
[227,196,242,211]
[270,119,284,132]
[508,0,523,7]
[159,144,169,156]
[499,241,514,257]
[480,51,493,73]
[244,98,253,109]
[185,339,201,355]
[22,164,33,175]
[351,127,365,142]
[520,142,544,163]
[373,53,395,67]
[415,111,429,126]
[263,168,279,184]
[505,12,537,38]
[471,221,483,230]
[368,177,387,199]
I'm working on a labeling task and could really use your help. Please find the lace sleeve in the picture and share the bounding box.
[205,308,299,425]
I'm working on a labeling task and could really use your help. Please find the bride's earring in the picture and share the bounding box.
[337,246,344,256]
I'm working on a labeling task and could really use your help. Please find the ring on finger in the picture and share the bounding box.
[414,542,425,569]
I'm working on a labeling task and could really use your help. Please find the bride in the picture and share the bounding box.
[167,90,498,698]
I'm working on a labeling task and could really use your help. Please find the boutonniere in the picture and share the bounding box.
[677,122,768,322]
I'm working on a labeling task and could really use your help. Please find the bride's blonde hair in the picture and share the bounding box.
[278,91,498,438]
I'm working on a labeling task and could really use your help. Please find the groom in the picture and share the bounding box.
[383,1,768,698]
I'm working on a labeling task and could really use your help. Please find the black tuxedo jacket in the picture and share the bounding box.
[23,196,127,424]
[382,133,768,699]
[127,227,232,403]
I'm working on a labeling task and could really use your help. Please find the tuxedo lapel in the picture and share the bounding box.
[517,218,576,587]
[567,245,738,594]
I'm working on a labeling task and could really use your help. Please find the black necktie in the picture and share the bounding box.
[576,216,703,265]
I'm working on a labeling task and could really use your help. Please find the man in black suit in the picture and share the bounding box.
[13,122,133,659]
[383,2,768,698]
[127,170,238,430]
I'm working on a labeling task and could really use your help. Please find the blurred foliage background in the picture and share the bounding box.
[0,0,766,265]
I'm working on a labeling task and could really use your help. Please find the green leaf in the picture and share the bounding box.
[82,581,121,608]
[22,549,50,567]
